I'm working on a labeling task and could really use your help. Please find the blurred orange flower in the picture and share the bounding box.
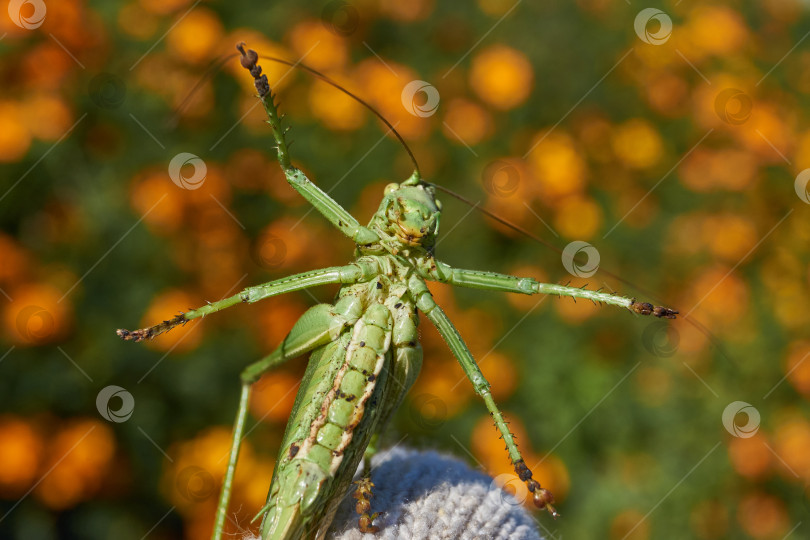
[679,148,757,192]
[469,44,533,111]
[288,19,348,72]
[0,233,31,287]
[163,425,275,533]
[167,8,224,64]
[0,101,32,162]
[700,214,757,261]
[772,416,810,481]
[2,282,72,345]
[686,5,748,57]
[442,98,493,147]
[36,420,116,510]
[308,72,367,131]
[0,416,44,497]
[130,169,186,234]
[21,94,74,142]
[737,491,790,539]
[611,119,664,170]
[250,370,301,424]
[643,71,689,117]
[727,431,771,479]
[685,266,749,332]
[353,58,430,140]
[553,196,602,240]
[785,342,810,399]
[481,157,539,233]
[525,131,587,201]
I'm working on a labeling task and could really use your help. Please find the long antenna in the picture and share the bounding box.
[176,46,726,360]
[172,49,421,174]
[429,182,732,361]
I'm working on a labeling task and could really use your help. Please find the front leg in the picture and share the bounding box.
[237,44,379,246]
[427,261,678,318]
[117,264,371,341]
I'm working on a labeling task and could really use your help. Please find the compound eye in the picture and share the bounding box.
[384,183,399,194]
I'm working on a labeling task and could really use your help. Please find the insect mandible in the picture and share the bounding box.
[117,43,679,540]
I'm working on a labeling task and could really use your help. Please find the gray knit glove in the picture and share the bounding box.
[329,447,544,540]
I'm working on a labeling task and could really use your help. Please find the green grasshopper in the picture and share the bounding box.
[117,44,678,539]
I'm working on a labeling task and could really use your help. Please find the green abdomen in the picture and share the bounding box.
[260,303,393,539]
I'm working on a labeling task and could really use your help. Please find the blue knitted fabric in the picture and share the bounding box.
[328,447,544,540]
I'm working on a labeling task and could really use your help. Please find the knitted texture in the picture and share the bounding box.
[241,447,543,539]
[242,447,543,539]
[328,447,544,540]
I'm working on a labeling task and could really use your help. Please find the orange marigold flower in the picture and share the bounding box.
[470,45,533,110]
